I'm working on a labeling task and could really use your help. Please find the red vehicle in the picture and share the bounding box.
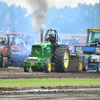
[0,33,29,68]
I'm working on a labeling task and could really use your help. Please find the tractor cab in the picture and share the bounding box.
[86,29,100,46]
[4,33,24,46]
[4,33,25,56]
[45,28,58,44]
[45,28,58,55]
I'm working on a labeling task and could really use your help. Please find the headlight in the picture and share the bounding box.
[96,47,100,52]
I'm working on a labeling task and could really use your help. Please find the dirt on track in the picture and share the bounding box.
[0,67,100,79]
[0,67,100,100]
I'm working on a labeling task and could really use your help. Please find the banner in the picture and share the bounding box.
[4,11,10,33]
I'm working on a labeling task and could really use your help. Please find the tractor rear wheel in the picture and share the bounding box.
[24,66,29,72]
[54,45,70,72]
[3,57,8,68]
[0,47,3,67]
[44,60,51,73]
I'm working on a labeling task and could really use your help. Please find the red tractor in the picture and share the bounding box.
[0,33,29,68]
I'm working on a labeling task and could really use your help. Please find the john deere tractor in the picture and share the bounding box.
[24,28,70,73]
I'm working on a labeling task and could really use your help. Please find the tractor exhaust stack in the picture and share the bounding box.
[41,30,43,43]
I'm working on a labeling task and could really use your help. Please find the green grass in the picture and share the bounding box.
[0,78,100,88]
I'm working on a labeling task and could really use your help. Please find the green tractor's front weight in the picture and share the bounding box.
[24,28,70,73]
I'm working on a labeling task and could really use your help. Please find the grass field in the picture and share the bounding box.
[0,78,100,88]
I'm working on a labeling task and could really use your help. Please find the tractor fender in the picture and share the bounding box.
[1,46,6,56]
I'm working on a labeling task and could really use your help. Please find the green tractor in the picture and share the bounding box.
[24,28,70,73]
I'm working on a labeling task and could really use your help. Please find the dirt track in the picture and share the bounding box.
[0,67,100,100]
[0,67,100,79]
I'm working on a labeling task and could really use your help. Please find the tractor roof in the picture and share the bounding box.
[4,33,24,35]
[87,29,100,32]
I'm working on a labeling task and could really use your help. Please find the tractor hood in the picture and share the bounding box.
[32,41,51,58]
[32,41,51,48]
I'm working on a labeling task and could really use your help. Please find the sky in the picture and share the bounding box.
[0,0,100,39]
[0,0,99,15]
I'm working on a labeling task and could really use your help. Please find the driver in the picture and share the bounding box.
[10,37,16,45]
[45,32,53,41]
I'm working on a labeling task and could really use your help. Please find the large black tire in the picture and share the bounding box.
[44,60,51,73]
[3,57,8,68]
[54,45,70,72]
[24,66,29,72]
[82,56,88,71]
[0,47,3,67]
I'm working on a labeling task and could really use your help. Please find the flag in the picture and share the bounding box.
[4,11,10,33]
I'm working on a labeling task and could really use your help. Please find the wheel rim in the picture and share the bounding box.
[64,50,69,68]
[48,62,51,72]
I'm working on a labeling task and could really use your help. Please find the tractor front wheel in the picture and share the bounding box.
[24,66,29,72]
[44,60,51,73]
[3,57,8,68]
[54,45,70,72]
